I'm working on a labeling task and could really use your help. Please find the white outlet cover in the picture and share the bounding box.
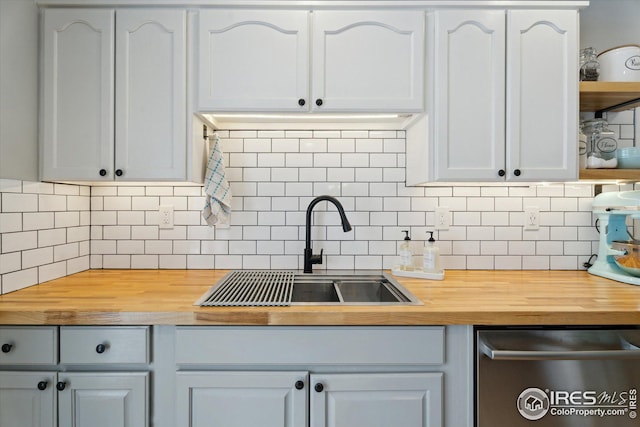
[524,206,540,230]
[435,207,450,230]
[159,205,174,229]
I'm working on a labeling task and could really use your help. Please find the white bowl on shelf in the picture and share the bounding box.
[598,45,640,82]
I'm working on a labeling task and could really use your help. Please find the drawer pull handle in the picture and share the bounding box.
[314,383,324,393]
[315,99,323,107]
[96,343,107,354]
[115,169,123,177]
[298,98,306,107]
[37,381,48,391]
[56,381,66,391]
[295,380,304,390]
[1,343,12,353]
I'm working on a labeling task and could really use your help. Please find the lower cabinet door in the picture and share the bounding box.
[57,372,148,427]
[176,371,308,427]
[0,371,56,427]
[310,373,443,427]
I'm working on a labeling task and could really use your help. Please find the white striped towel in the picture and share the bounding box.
[202,132,232,226]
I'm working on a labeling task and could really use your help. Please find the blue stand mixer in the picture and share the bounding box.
[589,190,640,285]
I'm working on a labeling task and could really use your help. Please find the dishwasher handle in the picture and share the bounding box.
[480,337,640,361]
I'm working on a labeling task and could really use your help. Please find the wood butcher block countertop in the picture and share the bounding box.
[1,269,640,326]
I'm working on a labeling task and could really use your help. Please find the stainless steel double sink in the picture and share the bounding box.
[196,270,421,307]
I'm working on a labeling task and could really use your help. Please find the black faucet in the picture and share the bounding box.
[304,195,352,273]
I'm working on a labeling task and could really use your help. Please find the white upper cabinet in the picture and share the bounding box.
[409,8,578,184]
[506,10,578,182]
[42,8,191,182]
[312,11,424,112]
[42,9,115,181]
[197,10,309,112]
[431,10,506,181]
[115,9,187,181]
[197,10,424,113]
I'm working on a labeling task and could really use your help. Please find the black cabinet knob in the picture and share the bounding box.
[96,343,106,354]
[298,99,306,106]
[498,169,505,177]
[56,381,66,391]
[37,381,48,391]
[295,380,304,390]
[99,169,107,177]
[115,169,123,177]
[1,343,12,353]
[314,383,324,393]
[315,99,323,107]
[514,169,521,177]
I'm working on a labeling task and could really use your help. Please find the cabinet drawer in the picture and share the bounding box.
[175,326,444,366]
[60,326,149,364]
[0,326,58,365]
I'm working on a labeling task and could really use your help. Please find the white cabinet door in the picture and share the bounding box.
[311,373,442,427]
[0,372,56,427]
[432,10,506,181]
[506,9,578,181]
[198,10,309,112]
[176,371,308,427]
[57,372,148,427]
[115,9,187,181]
[312,11,424,112]
[41,9,114,181]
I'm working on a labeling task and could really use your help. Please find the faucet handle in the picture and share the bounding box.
[311,249,323,265]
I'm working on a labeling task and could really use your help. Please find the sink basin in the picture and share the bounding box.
[196,270,421,306]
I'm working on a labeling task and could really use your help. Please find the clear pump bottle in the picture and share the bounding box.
[399,230,414,271]
[423,231,441,273]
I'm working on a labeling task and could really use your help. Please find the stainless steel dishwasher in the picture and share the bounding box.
[476,327,640,426]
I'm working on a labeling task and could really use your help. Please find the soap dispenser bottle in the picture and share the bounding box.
[423,231,441,273]
[399,230,414,271]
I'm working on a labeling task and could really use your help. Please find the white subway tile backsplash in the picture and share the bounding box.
[2,268,37,293]
[0,252,21,274]
[3,193,38,212]
[22,247,53,269]
[39,261,67,283]
[3,231,37,253]
[6,123,634,286]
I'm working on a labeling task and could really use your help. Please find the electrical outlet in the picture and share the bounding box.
[524,206,540,230]
[435,207,450,230]
[159,205,174,229]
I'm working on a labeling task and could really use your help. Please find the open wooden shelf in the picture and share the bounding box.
[579,82,640,181]
[580,81,640,112]
[579,168,640,180]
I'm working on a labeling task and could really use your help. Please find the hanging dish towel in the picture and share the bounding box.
[202,132,232,226]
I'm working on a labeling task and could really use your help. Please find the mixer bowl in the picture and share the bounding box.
[612,240,640,277]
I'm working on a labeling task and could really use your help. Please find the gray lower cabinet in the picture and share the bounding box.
[176,371,308,427]
[0,371,56,427]
[0,326,150,427]
[176,371,442,427]
[173,326,448,427]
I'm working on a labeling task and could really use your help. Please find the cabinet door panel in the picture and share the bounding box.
[198,10,309,111]
[41,9,114,181]
[311,373,442,427]
[432,10,505,181]
[57,372,148,427]
[176,371,307,427]
[115,9,186,180]
[0,372,56,427]
[313,11,424,112]
[506,10,578,181]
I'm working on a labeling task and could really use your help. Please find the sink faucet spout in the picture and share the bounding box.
[304,195,352,273]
